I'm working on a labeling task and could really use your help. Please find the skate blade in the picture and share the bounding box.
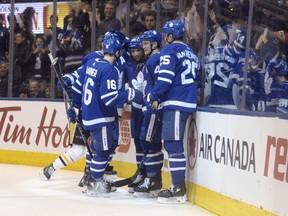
[86,190,111,198]
[39,171,50,181]
[134,190,160,198]
[103,173,118,181]
[157,195,187,204]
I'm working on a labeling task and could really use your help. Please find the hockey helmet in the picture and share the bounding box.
[162,19,185,39]
[129,36,142,49]
[140,30,162,48]
[102,32,122,54]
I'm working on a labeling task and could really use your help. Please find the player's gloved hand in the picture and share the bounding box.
[127,88,143,104]
[67,107,77,123]
[57,75,72,92]
[144,93,158,113]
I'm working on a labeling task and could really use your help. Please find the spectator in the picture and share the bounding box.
[13,30,34,96]
[29,79,46,98]
[0,14,9,61]
[18,85,29,98]
[44,15,64,59]
[143,10,156,31]
[60,14,84,73]
[97,0,121,37]
[0,61,8,97]
[31,35,51,83]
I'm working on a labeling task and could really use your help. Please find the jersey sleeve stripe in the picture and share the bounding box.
[104,94,118,106]
[159,69,175,76]
[83,117,115,126]
[158,77,172,84]
[101,91,118,99]
[71,86,81,94]
[160,100,197,108]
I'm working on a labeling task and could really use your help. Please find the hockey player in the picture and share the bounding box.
[204,31,246,109]
[144,20,199,204]
[44,31,129,184]
[69,33,143,195]
[124,36,148,192]
[133,30,164,197]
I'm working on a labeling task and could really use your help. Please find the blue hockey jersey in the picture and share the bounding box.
[204,44,245,109]
[143,52,161,97]
[72,58,130,130]
[125,57,146,111]
[150,42,199,113]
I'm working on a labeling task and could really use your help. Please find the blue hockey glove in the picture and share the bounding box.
[144,93,158,113]
[67,107,77,123]
[57,75,72,92]
[127,88,143,104]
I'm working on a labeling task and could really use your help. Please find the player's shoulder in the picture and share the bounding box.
[83,51,104,64]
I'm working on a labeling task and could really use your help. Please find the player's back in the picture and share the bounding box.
[204,46,241,109]
[144,52,160,96]
[79,59,118,130]
[155,42,198,113]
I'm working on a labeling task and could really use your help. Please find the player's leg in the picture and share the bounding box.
[40,122,88,180]
[127,110,146,192]
[134,112,163,197]
[157,110,190,204]
[86,124,118,196]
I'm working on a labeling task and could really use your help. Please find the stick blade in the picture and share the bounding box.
[113,170,139,187]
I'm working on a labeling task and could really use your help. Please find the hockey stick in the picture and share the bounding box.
[48,53,93,158]
[113,114,161,187]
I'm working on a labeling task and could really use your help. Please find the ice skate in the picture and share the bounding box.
[86,177,112,197]
[134,172,162,198]
[78,170,90,188]
[127,173,146,193]
[157,183,187,204]
[39,164,55,181]
[103,175,117,192]
[104,165,118,180]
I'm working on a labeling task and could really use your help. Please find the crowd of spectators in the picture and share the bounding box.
[0,0,288,112]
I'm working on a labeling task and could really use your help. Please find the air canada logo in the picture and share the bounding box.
[187,118,198,170]
[118,111,131,153]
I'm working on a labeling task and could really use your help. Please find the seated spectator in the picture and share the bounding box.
[18,85,29,98]
[97,0,121,37]
[0,61,8,97]
[29,79,46,98]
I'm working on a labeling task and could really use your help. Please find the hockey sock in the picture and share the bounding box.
[52,145,85,170]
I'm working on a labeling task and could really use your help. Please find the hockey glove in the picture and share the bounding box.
[67,107,77,123]
[57,75,72,92]
[144,93,158,113]
[127,88,143,104]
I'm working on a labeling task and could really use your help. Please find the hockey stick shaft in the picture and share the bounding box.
[48,53,93,158]
[113,116,161,187]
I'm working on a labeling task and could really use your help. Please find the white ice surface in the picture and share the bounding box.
[0,164,215,216]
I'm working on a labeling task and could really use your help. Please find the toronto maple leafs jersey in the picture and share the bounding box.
[72,58,130,130]
[65,51,104,87]
[204,44,245,109]
[144,52,161,97]
[150,42,199,113]
[265,80,288,112]
[125,57,146,111]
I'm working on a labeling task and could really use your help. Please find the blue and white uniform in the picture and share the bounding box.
[149,41,199,186]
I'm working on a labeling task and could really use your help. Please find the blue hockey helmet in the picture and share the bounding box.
[140,30,162,48]
[109,30,130,47]
[129,36,142,49]
[162,19,185,39]
[102,32,122,54]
